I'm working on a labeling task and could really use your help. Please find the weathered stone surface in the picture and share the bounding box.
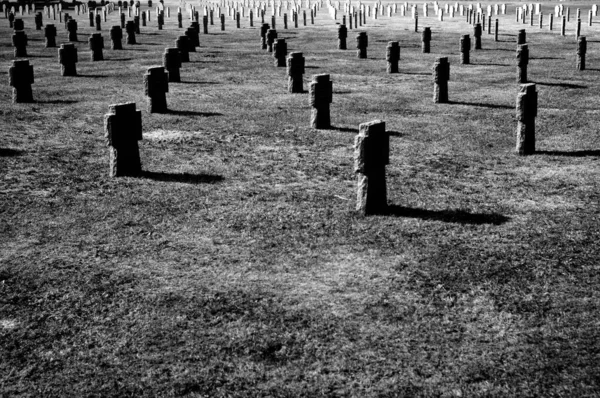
[163,47,181,82]
[144,66,168,113]
[89,32,104,61]
[13,17,24,30]
[12,30,27,57]
[517,29,526,45]
[356,31,368,58]
[185,26,199,50]
[460,34,470,64]
[125,20,136,44]
[34,12,43,29]
[58,43,77,76]
[45,24,57,47]
[104,102,143,177]
[354,120,389,215]
[260,23,269,49]
[66,18,78,41]
[474,23,482,49]
[273,38,287,67]
[309,74,332,129]
[287,52,304,93]
[577,36,587,70]
[110,25,123,49]
[338,24,347,50]
[386,41,400,73]
[422,27,431,53]
[516,83,537,155]
[266,28,277,52]
[8,59,34,103]
[175,36,190,62]
[516,44,529,83]
[433,57,450,103]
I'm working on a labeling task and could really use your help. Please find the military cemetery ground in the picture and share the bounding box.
[1,0,600,395]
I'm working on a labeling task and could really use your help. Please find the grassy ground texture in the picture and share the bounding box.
[1,0,600,396]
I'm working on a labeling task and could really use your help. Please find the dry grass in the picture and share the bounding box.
[1,1,600,396]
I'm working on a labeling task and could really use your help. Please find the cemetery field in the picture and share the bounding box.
[2,1,600,396]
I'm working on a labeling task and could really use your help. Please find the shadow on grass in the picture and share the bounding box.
[0,148,23,157]
[403,71,430,76]
[536,150,600,157]
[530,57,562,60]
[386,205,509,225]
[473,62,510,67]
[26,54,54,58]
[36,99,78,104]
[78,74,109,78]
[141,171,224,184]
[448,100,512,109]
[107,58,134,61]
[177,81,220,85]
[331,126,358,133]
[305,65,319,69]
[166,109,222,116]
[534,81,587,89]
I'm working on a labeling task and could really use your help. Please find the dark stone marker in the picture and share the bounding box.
[474,23,482,49]
[338,24,347,49]
[144,66,168,113]
[125,20,136,44]
[433,57,450,103]
[104,102,143,177]
[287,51,304,93]
[95,13,101,30]
[67,18,78,41]
[356,31,368,58]
[260,23,269,49]
[157,12,164,29]
[89,32,104,61]
[121,12,126,28]
[386,41,400,73]
[58,43,78,76]
[460,34,470,64]
[517,44,528,83]
[175,36,190,62]
[141,11,146,26]
[35,12,43,29]
[89,10,94,26]
[185,27,198,51]
[203,15,208,33]
[220,13,225,30]
[14,17,24,30]
[422,26,431,53]
[309,74,332,129]
[110,25,123,49]
[45,24,57,47]
[266,28,277,52]
[12,30,27,57]
[133,15,140,33]
[495,18,499,42]
[177,11,182,28]
[516,83,537,155]
[8,59,34,103]
[163,47,181,82]
[273,38,287,67]
[517,29,526,44]
[8,13,15,29]
[283,13,288,29]
[271,15,275,29]
[354,120,389,215]
[577,36,586,70]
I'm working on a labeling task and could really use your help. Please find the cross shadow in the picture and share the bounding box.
[305,65,319,69]
[166,109,222,116]
[536,150,600,157]
[141,171,223,184]
[448,100,512,109]
[473,62,510,66]
[177,81,220,85]
[78,74,109,78]
[334,90,351,94]
[386,205,509,225]
[107,57,134,61]
[530,57,562,60]
[26,54,54,58]
[534,81,586,89]
[402,71,430,76]
[0,148,23,157]
[331,126,358,133]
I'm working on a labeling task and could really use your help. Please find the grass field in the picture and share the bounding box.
[1,1,600,396]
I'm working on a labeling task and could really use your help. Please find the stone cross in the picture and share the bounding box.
[163,48,182,82]
[386,41,400,73]
[176,36,190,62]
[89,10,94,26]
[8,59,34,103]
[185,27,198,51]
[516,83,537,155]
[104,102,143,177]
[157,11,164,29]
[309,74,332,129]
[203,15,208,33]
[260,23,270,49]
[177,11,182,27]
[141,11,146,26]
[8,12,15,28]
[354,120,389,215]
[356,31,368,58]
[433,57,450,103]
[110,26,123,49]
[89,33,104,61]
[422,27,431,53]
[273,38,287,67]
[144,66,169,113]
[45,24,57,47]
[95,14,101,30]
[287,52,304,93]
[460,34,470,64]
[125,20,136,44]
[67,18,78,41]
[495,18,499,41]
[338,24,347,49]
[220,13,225,30]
[34,11,43,29]
[58,43,78,76]
[266,28,277,52]
[517,29,526,44]
[12,30,27,57]
[517,44,528,83]
[577,36,586,70]
[474,23,482,49]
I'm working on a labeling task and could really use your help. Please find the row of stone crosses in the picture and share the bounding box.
[4,1,595,215]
